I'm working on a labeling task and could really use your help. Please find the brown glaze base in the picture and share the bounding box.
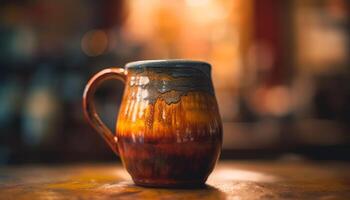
[117,136,221,188]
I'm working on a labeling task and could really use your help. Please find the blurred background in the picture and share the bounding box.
[0,0,349,164]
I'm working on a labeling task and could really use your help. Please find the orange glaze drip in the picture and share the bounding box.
[116,91,222,143]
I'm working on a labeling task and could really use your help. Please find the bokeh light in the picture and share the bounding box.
[81,30,108,57]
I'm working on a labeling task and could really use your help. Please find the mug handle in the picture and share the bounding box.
[82,68,127,156]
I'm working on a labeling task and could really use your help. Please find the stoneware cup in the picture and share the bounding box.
[83,60,222,188]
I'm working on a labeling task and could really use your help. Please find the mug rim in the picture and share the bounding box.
[125,59,211,70]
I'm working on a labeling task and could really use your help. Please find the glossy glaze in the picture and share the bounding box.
[83,60,222,188]
[116,68,222,187]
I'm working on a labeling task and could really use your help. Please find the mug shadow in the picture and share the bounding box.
[105,181,227,200]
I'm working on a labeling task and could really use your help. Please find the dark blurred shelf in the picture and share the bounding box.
[220,144,350,161]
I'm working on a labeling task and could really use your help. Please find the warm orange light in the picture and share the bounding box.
[208,168,277,183]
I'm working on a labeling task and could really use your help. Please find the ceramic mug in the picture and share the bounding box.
[83,60,222,187]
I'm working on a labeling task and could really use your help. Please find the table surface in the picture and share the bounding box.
[0,161,349,200]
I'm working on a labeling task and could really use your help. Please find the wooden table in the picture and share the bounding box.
[1,161,349,199]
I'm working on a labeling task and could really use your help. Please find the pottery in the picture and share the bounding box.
[83,60,222,188]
